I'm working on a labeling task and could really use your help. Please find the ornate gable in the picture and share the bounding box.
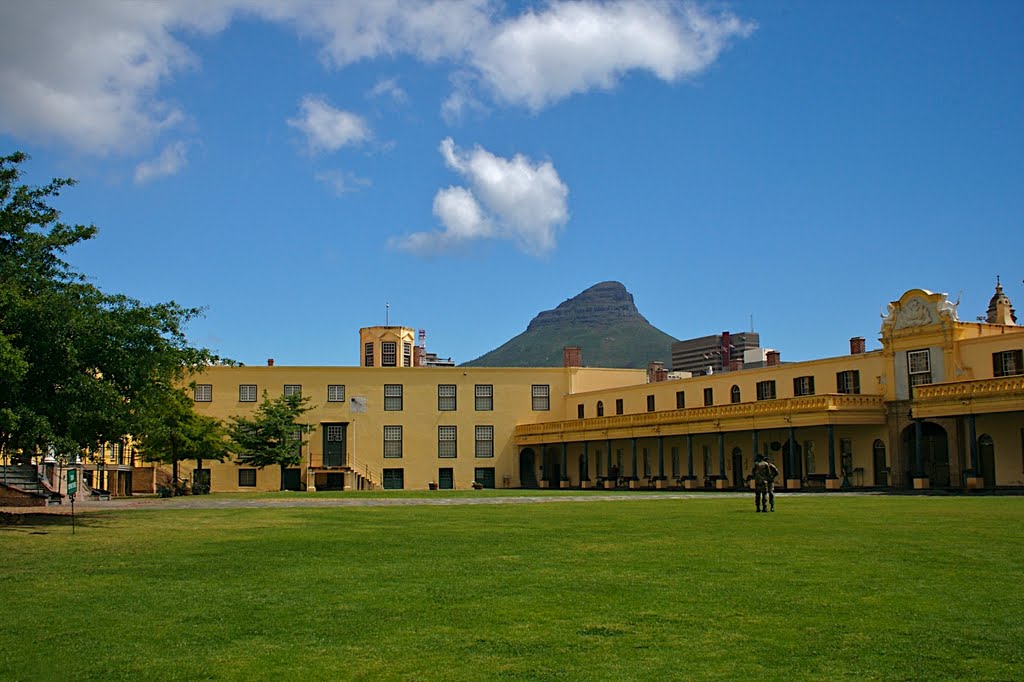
[881,289,959,334]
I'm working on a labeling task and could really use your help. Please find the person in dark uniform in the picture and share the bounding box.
[765,457,779,512]
[751,454,771,512]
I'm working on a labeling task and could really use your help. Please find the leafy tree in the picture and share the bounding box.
[227,392,315,489]
[0,151,222,462]
[136,386,230,495]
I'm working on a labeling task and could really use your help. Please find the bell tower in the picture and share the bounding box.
[985,276,1017,325]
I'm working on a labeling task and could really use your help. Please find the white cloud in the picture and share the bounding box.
[133,142,188,184]
[368,77,408,103]
[470,2,756,110]
[288,95,370,153]
[314,169,372,196]
[392,138,568,257]
[0,1,753,159]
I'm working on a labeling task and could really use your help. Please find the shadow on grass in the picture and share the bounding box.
[0,511,111,532]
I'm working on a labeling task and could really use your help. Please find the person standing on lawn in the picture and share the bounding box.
[751,454,772,513]
[765,457,779,512]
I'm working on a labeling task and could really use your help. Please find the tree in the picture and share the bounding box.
[0,151,222,462]
[135,386,230,495]
[227,392,315,489]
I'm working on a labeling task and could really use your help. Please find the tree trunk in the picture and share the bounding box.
[280,462,286,491]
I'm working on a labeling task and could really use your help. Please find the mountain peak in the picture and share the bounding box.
[527,281,648,331]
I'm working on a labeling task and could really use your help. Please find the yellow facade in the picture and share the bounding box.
[138,287,1023,494]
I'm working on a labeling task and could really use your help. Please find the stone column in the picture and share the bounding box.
[561,442,569,488]
[913,420,929,489]
[966,414,983,490]
[685,434,698,489]
[656,436,667,489]
[716,432,729,489]
[581,441,590,489]
[826,424,841,490]
[629,438,639,488]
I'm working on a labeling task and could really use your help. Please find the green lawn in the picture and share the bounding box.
[2,495,1022,681]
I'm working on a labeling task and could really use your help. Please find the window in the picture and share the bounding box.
[730,385,741,404]
[193,384,212,402]
[438,426,457,458]
[793,376,815,397]
[475,426,494,458]
[239,384,257,402]
[756,380,777,401]
[384,426,403,458]
[384,384,403,411]
[284,384,302,397]
[328,384,346,402]
[615,398,624,415]
[676,391,685,409]
[438,467,454,490]
[907,349,932,386]
[837,370,861,394]
[403,342,412,367]
[704,387,714,406]
[597,400,604,417]
[364,342,374,367]
[993,349,1024,377]
[238,469,257,487]
[438,384,457,411]
[577,404,585,418]
[532,384,550,411]
[646,395,655,412]
[382,341,397,367]
[475,384,493,411]
[382,468,404,490]
[474,467,496,489]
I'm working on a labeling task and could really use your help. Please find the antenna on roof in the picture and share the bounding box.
[750,314,754,332]
[386,302,390,326]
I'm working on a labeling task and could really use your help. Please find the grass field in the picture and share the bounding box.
[2,494,1022,681]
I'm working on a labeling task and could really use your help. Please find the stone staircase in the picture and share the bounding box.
[0,466,64,506]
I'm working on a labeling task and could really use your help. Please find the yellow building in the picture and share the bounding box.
[158,286,1022,494]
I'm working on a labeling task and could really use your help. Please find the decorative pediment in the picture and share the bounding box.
[881,289,959,333]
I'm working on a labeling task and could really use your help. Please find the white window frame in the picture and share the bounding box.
[328,384,346,402]
[384,384,403,411]
[382,341,397,367]
[531,384,550,411]
[384,425,402,458]
[438,425,457,458]
[403,342,412,368]
[364,342,374,367]
[194,384,212,402]
[238,384,257,402]
[756,380,777,401]
[475,384,493,411]
[284,384,302,397]
[475,425,494,458]
[908,349,932,386]
[794,376,814,397]
[438,384,457,411]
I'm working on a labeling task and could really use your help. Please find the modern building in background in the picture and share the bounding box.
[671,331,762,375]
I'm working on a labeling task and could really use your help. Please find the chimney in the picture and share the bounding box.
[850,337,866,355]
[267,358,275,367]
[563,346,582,368]
[647,361,667,383]
[414,345,426,367]
[766,350,781,367]
[729,358,744,372]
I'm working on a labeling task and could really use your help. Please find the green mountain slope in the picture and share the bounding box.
[463,281,677,369]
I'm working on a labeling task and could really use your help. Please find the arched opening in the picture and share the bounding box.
[730,385,741,404]
[902,422,950,487]
[979,434,996,488]
[731,447,744,488]
[872,439,888,486]
[597,400,604,417]
[519,448,538,488]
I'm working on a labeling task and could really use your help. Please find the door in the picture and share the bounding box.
[732,448,744,488]
[519,448,538,488]
[282,468,302,491]
[979,435,996,488]
[872,440,888,486]
[438,467,454,490]
[323,423,347,467]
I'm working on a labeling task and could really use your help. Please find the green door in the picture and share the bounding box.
[323,423,346,467]
[438,468,454,489]
[282,468,302,491]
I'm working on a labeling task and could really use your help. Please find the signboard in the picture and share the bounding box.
[67,469,78,495]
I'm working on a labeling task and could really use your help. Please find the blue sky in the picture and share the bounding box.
[2,1,1021,367]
